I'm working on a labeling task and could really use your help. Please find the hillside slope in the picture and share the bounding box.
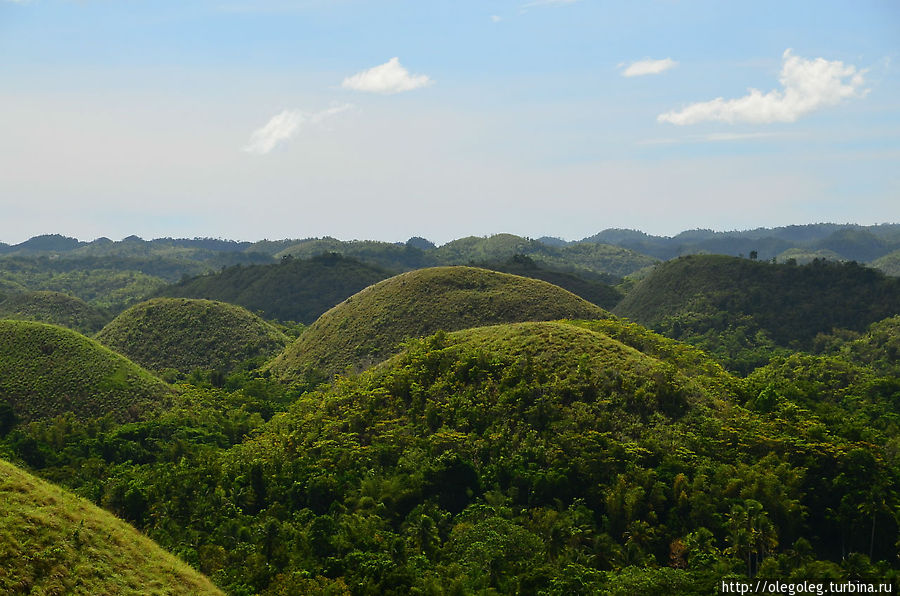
[268,266,610,379]
[0,291,109,334]
[97,298,288,374]
[0,458,222,595]
[156,253,392,324]
[0,320,170,423]
[614,255,900,370]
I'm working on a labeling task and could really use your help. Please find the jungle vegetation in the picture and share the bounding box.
[0,227,897,595]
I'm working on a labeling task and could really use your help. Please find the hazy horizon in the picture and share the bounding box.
[2,1,898,244]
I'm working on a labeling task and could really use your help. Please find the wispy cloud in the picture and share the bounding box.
[659,49,867,125]
[243,104,352,155]
[490,15,502,23]
[638,132,792,145]
[622,58,677,77]
[341,58,432,95]
[521,0,581,9]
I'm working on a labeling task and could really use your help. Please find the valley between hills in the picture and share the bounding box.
[0,225,898,595]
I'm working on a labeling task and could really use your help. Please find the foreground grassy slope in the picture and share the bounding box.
[156,253,392,324]
[0,291,109,334]
[0,320,170,423]
[614,255,900,371]
[0,458,222,595]
[268,266,609,379]
[97,298,288,375]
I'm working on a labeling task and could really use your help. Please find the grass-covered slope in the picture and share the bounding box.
[478,254,623,309]
[267,266,609,379]
[0,320,170,423]
[614,255,900,371]
[0,458,222,595]
[0,290,109,334]
[156,253,392,324]
[97,298,289,375]
[871,249,900,276]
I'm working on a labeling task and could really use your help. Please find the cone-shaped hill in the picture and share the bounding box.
[97,298,289,375]
[0,320,170,423]
[155,252,392,324]
[267,266,610,380]
[0,458,222,595]
[615,254,900,351]
[0,290,109,334]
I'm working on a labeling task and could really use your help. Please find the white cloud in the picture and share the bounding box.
[243,104,352,155]
[638,132,789,145]
[491,15,502,22]
[622,58,677,77]
[659,49,867,125]
[341,58,432,95]
[521,0,580,8]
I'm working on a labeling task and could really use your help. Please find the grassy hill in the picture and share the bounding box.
[477,255,622,309]
[0,291,109,334]
[97,298,289,375]
[0,458,222,595]
[135,319,898,594]
[871,249,900,276]
[267,266,610,380]
[0,320,170,423]
[614,255,900,372]
[156,253,392,324]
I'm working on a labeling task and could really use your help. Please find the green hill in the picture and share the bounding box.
[156,253,392,324]
[97,298,289,375]
[614,255,900,372]
[476,255,623,309]
[0,320,170,423]
[871,249,900,276]
[0,291,109,334]
[133,319,898,594]
[0,458,222,595]
[267,266,610,380]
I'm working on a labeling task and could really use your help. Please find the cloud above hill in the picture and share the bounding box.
[341,58,432,94]
[243,105,352,155]
[658,50,867,125]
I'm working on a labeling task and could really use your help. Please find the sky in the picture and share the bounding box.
[1,0,898,244]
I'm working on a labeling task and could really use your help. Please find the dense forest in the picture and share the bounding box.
[0,226,897,595]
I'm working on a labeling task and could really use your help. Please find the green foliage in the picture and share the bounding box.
[0,320,170,423]
[872,249,900,277]
[0,290,109,334]
[477,254,623,309]
[267,267,610,380]
[615,255,900,372]
[97,298,289,375]
[0,458,222,595]
[156,253,391,324]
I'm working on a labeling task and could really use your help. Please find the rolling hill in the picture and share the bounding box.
[267,266,610,380]
[97,298,289,375]
[0,291,109,334]
[156,253,392,324]
[0,458,222,595]
[614,254,900,372]
[0,320,170,423]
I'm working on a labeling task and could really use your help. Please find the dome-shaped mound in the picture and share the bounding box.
[97,298,289,374]
[0,290,108,334]
[0,320,170,423]
[0,458,222,595]
[267,266,609,379]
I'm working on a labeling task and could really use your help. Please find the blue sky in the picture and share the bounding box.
[1,0,898,243]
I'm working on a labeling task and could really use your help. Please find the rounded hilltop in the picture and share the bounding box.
[0,320,170,423]
[0,458,222,595]
[0,290,108,334]
[97,297,289,375]
[267,266,610,380]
